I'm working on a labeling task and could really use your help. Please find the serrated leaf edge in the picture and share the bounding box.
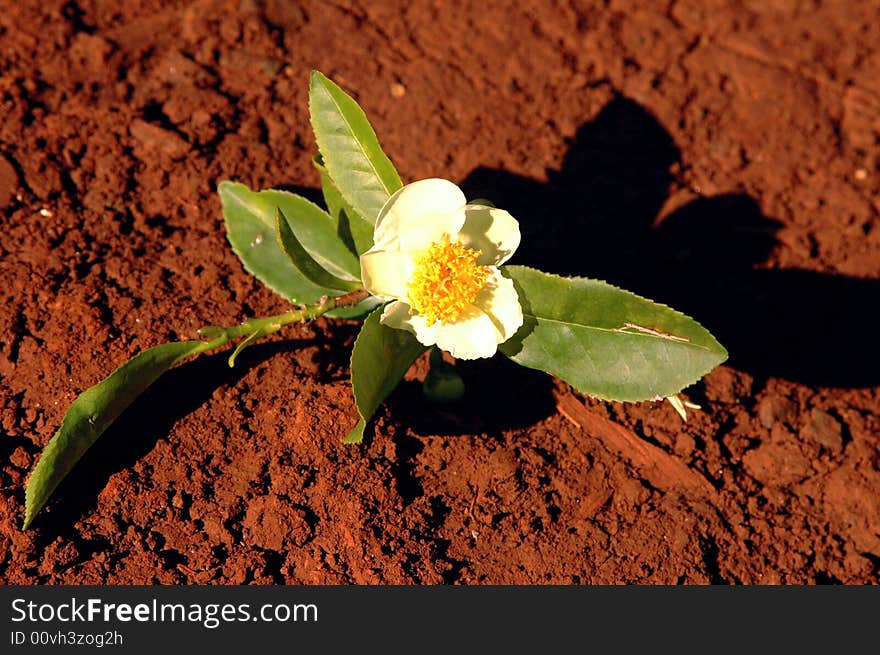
[308,70,402,220]
[501,265,728,403]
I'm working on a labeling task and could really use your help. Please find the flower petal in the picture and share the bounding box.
[472,268,523,342]
[433,309,503,360]
[381,300,440,346]
[381,301,498,359]
[456,205,521,266]
[373,178,467,251]
[380,268,523,360]
[361,249,416,300]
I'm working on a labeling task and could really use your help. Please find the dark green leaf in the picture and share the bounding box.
[309,70,402,223]
[24,340,214,528]
[468,198,496,208]
[219,180,331,302]
[500,266,728,402]
[218,180,374,319]
[275,208,362,292]
[423,348,465,404]
[347,307,427,442]
[313,155,374,255]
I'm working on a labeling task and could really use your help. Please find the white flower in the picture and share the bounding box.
[360,178,523,359]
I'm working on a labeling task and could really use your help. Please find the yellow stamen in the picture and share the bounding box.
[408,240,488,325]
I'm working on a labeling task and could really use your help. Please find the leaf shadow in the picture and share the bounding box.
[29,339,308,540]
[460,94,880,389]
[274,92,877,444]
[273,183,368,265]
[386,355,557,438]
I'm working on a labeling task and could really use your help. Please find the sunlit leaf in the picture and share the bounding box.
[309,70,402,223]
[346,307,427,442]
[275,208,362,292]
[24,340,215,528]
[313,154,374,255]
[219,180,375,319]
[500,266,728,401]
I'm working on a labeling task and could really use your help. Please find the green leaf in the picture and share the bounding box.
[309,70,402,223]
[220,180,326,303]
[228,327,268,368]
[423,348,465,404]
[313,155,374,255]
[468,198,496,208]
[24,340,214,529]
[275,208,362,292]
[218,180,375,319]
[347,306,427,443]
[499,266,728,402]
[343,418,367,445]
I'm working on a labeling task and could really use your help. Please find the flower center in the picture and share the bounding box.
[408,240,489,326]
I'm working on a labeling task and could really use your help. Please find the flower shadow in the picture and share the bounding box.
[386,354,556,438]
[460,94,880,389]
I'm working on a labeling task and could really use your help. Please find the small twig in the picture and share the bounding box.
[333,288,370,308]
[195,288,372,365]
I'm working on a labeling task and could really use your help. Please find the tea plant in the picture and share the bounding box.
[22,72,727,528]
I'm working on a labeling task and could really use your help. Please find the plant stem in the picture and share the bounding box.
[197,289,371,358]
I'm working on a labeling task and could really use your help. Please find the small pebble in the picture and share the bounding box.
[854,168,868,181]
[800,409,844,453]
[757,395,794,428]
[9,447,31,469]
[391,82,406,98]
[130,119,189,160]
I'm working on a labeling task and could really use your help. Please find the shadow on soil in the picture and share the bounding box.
[30,341,305,540]
[300,93,879,441]
[460,95,880,389]
[389,356,557,438]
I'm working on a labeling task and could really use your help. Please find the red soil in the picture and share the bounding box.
[1,0,879,584]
